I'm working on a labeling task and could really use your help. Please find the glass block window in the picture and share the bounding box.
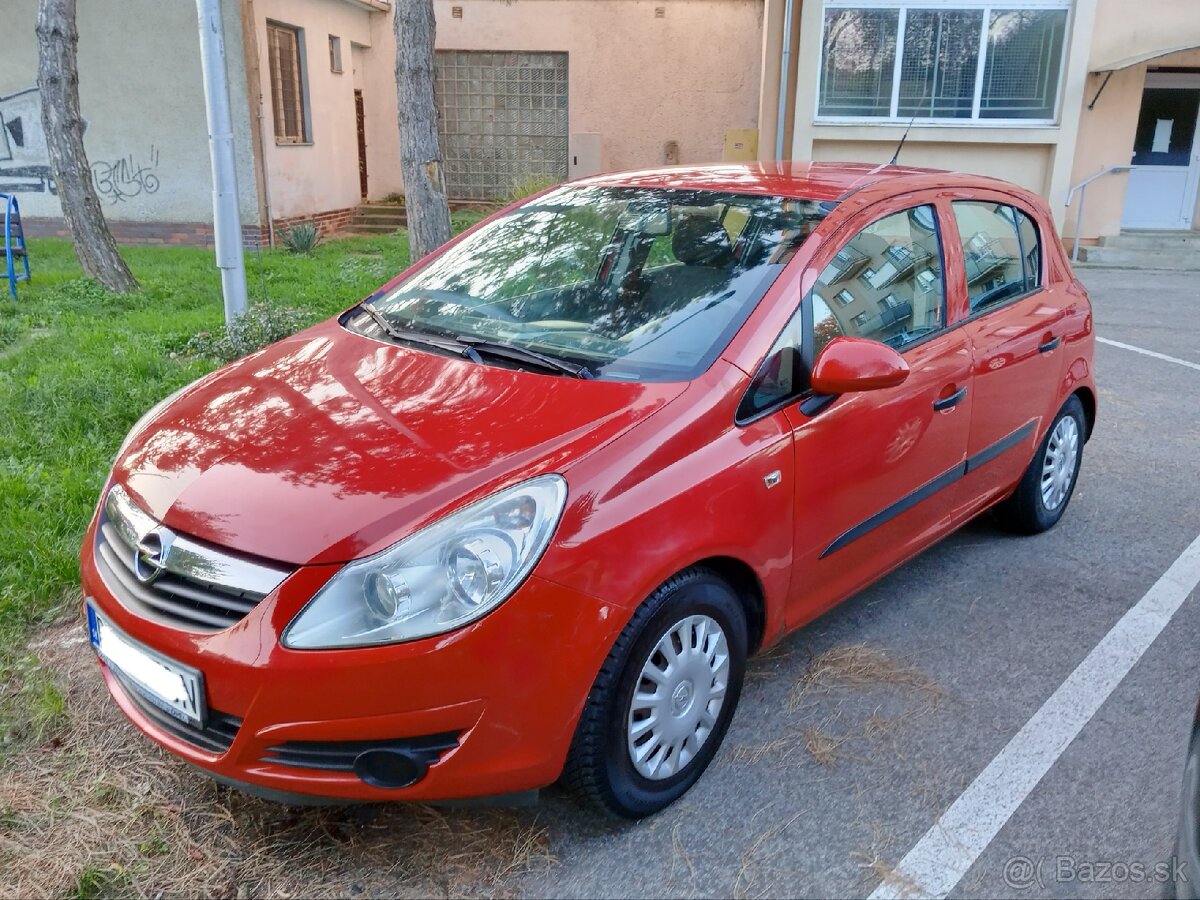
[435,51,569,201]
[818,1,1070,123]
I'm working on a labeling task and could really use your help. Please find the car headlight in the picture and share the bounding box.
[282,474,568,649]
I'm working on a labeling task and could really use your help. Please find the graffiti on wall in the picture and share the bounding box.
[0,87,55,195]
[1,87,163,203]
[92,148,161,203]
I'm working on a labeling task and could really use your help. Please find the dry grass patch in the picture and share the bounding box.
[801,726,846,767]
[0,620,555,900]
[788,644,944,711]
[731,644,944,770]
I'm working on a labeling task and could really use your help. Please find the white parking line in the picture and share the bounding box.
[869,531,1200,900]
[1098,337,1200,372]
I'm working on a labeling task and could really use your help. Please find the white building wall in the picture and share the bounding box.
[0,0,260,228]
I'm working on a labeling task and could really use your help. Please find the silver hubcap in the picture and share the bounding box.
[627,614,730,781]
[1041,415,1080,511]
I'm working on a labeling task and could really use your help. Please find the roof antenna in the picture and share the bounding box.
[890,114,918,165]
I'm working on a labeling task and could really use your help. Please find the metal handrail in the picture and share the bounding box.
[1065,164,1138,262]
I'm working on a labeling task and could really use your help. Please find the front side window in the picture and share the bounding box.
[739,204,944,420]
[819,2,1069,123]
[267,23,309,143]
[811,205,944,352]
[952,201,1038,311]
[349,186,832,382]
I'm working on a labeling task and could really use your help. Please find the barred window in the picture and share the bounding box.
[267,22,309,143]
[981,10,1067,119]
[818,1,1069,123]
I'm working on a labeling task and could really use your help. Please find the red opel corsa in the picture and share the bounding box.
[82,163,1095,818]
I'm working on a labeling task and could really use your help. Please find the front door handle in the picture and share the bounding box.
[933,385,968,411]
[1038,336,1061,353]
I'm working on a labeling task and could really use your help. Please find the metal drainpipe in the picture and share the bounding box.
[196,0,249,322]
[775,0,795,161]
[258,102,276,250]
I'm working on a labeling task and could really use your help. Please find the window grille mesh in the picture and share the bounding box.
[981,9,1067,119]
[818,9,898,117]
[817,4,1067,122]
[897,9,982,119]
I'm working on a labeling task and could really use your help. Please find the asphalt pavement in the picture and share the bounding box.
[512,266,1200,899]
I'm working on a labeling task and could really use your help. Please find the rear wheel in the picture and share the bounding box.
[561,567,747,819]
[994,395,1085,534]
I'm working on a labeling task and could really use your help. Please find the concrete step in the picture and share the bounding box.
[350,215,406,225]
[1101,230,1200,251]
[1078,244,1200,270]
[356,204,406,216]
[346,223,405,235]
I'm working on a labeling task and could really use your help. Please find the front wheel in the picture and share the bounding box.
[561,567,747,819]
[994,395,1086,534]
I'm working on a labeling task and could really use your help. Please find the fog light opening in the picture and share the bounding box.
[352,748,426,789]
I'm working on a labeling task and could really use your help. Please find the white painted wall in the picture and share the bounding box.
[0,0,260,225]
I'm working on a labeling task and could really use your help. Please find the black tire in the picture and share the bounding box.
[561,566,748,819]
[994,395,1086,535]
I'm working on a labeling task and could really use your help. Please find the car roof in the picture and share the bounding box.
[571,161,973,203]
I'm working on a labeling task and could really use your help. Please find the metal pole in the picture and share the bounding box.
[1072,186,1085,263]
[196,0,248,322]
[775,0,795,161]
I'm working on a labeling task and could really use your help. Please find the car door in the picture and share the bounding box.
[946,196,1069,519]
[739,199,973,627]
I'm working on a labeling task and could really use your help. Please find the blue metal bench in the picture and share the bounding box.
[2,192,31,299]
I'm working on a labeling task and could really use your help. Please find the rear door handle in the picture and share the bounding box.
[933,386,968,411]
[1038,336,1061,353]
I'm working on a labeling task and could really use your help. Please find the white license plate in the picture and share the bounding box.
[87,603,206,728]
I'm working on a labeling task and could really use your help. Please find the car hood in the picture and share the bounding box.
[114,321,685,565]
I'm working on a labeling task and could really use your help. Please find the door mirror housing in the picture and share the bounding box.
[810,337,910,396]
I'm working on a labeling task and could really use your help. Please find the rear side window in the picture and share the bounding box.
[952,201,1040,312]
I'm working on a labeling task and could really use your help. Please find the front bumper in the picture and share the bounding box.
[80,516,620,803]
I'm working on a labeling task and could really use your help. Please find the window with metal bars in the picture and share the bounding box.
[267,22,309,143]
[818,1,1069,124]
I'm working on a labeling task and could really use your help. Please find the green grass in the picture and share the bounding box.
[0,225,506,747]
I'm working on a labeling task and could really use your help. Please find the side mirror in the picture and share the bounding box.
[810,337,909,396]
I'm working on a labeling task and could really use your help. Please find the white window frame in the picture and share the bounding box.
[816,0,1072,127]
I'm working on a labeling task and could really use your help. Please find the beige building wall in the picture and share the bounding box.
[774,0,1098,226]
[761,0,1200,242]
[1074,0,1200,239]
[248,0,398,220]
[249,0,765,214]
[0,0,259,226]
[429,0,764,175]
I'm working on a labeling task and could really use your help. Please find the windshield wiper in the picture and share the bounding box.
[453,336,595,379]
[358,303,483,362]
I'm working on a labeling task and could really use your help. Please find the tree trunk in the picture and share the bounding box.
[35,0,138,293]
[393,0,452,262]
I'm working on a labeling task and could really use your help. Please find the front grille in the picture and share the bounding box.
[261,733,460,772]
[113,671,242,754]
[94,485,293,633]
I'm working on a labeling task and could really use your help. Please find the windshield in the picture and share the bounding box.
[347,185,833,382]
